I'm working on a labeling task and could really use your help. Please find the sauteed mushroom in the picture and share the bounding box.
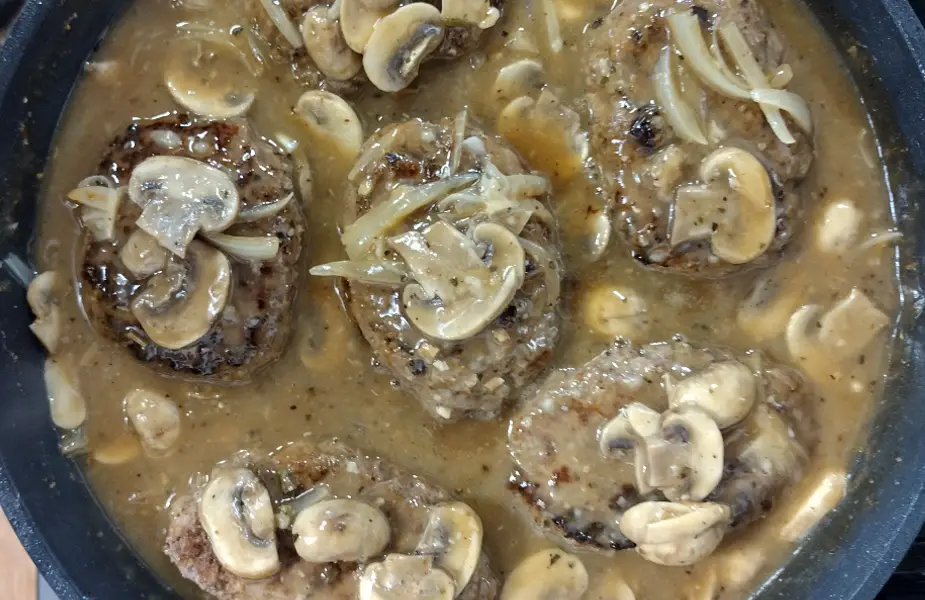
[359,554,455,600]
[44,358,87,430]
[164,40,257,118]
[291,498,390,563]
[494,59,546,104]
[415,502,483,594]
[620,501,730,566]
[120,229,168,278]
[363,3,444,92]
[294,90,364,160]
[28,271,62,352]
[440,0,500,28]
[667,361,757,429]
[301,4,363,81]
[340,0,399,53]
[124,388,181,456]
[500,548,588,600]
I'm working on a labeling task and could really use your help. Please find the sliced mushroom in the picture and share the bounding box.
[415,502,483,594]
[199,468,280,579]
[669,184,727,246]
[777,468,846,542]
[815,199,862,255]
[598,402,661,458]
[581,285,648,340]
[124,388,181,456]
[390,221,484,302]
[620,501,730,567]
[294,90,364,160]
[402,222,525,341]
[441,0,499,28]
[131,241,232,350]
[27,271,61,352]
[668,361,756,429]
[120,230,168,278]
[66,184,122,242]
[737,271,806,343]
[499,548,588,600]
[494,60,545,104]
[340,0,399,53]
[362,3,444,92]
[292,498,390,563]
[697,148,776,264]
[128,156,240,257]
[164,39,257,118]
[359,554,455,600]
[659,409,724,501]
[44,358,87,430]
[301,5,363,80]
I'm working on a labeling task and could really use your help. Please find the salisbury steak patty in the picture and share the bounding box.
[586,0,814,276]
[78,115,303,383]
[508,340,816,560]
[165,441,499,600]
[312,117,561,422]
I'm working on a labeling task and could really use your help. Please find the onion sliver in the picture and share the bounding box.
[653,46,708,145]
[342,174,479,260]
[258,0,304,49]
[309,260,409,286]
[449,108,468,176]
[750,88,813,133]
[203,232,280,260]
[543,0,563,53]
[666,12,748,100]
[238,192,294,222]
[519,237,560,306]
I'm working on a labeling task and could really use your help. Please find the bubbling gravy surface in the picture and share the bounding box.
[33,0,899,596]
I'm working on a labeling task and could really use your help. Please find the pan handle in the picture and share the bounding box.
[0,0,22,33]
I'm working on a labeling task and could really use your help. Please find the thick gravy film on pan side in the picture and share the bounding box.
[27,0,900,597]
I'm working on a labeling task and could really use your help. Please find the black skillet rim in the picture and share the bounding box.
[0,0,924,599]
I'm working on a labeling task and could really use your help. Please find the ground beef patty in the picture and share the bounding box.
[79,115,303,383]
[586,0,814,276]
[164,441,500,600]
[508,340,816,555]
[339,118,561,422]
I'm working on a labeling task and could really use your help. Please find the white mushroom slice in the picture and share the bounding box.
[441,0,499,28]
[301,5,363,80]
[124,389,181,456]
[292,498,390,563]
[619,501,730,567]
[777,468,847,542]
[27,271,61,353]
[736,272,805,343]
[668,361,756,429]
[815,200,862,255]
[499,548,588,600]
[44,358,87,430]
[128,156,240,257]
[294,90,364,160]
[66,185,121,242]
[202,232,281,261]
[131,242,232,350]
[341,0,399,53]
[359,554,455,600]
[415,502,483,595]
[660,409,724,501]
[494,59,545,104]
[389,221,484,302]
[310,260,409,286]
[164,40,257,118]
[199,468,280,579]
[120,230,168,278]
[669,184,726,246]
[403,223,526,341]
[736,404,807,478]
[581,285,648,340]
[598,402,661,458]
[363,3,444,92]
[258,0,304,48]
[697,148,776,264]
[786,289,890,370]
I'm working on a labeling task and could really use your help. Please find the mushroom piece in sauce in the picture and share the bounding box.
[294,90,364,160]
[300,4,363,81]
[124,388,181,456]
[500,548,588,600]
[415,502,483,595]
[164,40,257,118]
[340,0,399,53]
[359,554,456,600]
[27,271,62,353]
[362,3,444,92]
[291,498,390,563]
[619,501,731,566]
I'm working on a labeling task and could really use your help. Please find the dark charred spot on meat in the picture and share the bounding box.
[628,104,666,152]
[409,358,428,376]
[497,304,519,329]
[691,5,712,25]
[385,152,421,179]
[551,466,573,485]
[589,17,603,29]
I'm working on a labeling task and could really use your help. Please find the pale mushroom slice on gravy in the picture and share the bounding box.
[586,0,814,276]
[77,115,304,383]
[246,0,501,92]
[310,116,562,422]
[164,440,499,600]
[508,339,817,564]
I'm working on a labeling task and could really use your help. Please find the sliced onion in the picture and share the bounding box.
[653,46,708,145]
[258,0,304,49]
[543,0,563,53]
[237,192,294,222]
[709,27,747,90]
[505,174,550,199]
[341,174,479,260]
[448,108,468,176]
[519,237,560,306]
[666,12,748,100]
[203,232,280,260]
[348,127,400,184]
[770,64,794,89]
[750,88,813,133]
[309,260,408,286]
[720,23,797,144]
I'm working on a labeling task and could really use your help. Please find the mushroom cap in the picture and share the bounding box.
[698,147,776,264]
[301,5,363,81]
[198,467,280,579]
[164,39,257,118]
[120,229,168,278]
[294,90,364,161]
[124,388,181,456]
[362,3,444,92]
[660,408,725,501]
[499,548,588,600]
[43,358,87,430]
[128,156,240,257]
[130,241,232,350]
[581,285,648,340]
[359,554,455,600]
[620,501,730,567]
[291,498,390,563]
[415,502,483,595]
[815,199,862,255]
[340,0,398,53]
[494,59,546,104]
[598,401,660,458]
[668,361,757,429]
[28,271,61,353]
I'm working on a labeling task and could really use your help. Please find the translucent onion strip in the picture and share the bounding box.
[543,0,563,53]
[653,46,708,145]
[448,108,468,176]
[666,12,749,100]
[237,192,294,222]
[203,232,281,260]
[259,0,304,49]
[309,260,409,286]
[750,88,813,134]
[519,237,560,306]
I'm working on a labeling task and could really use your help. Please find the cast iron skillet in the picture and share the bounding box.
[0,0,923,599]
